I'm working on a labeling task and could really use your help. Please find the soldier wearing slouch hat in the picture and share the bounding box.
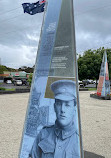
[30,80,80,158]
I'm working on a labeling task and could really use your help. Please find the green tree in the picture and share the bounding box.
[0,65,8,74]
[18,66,34,73]
[78,47,111,86]
[28,73,33,86]
[0,65,16,74]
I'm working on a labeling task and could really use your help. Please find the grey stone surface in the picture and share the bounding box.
[80,91,111,158]
[0,91,111,158]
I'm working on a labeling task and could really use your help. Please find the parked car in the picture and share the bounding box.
[87,79,94,84]
[6,80,12,84]
[93,80,96,84]
[14,80,22,86]
[21,79,28,86]
[79,83,84,88]
[78,80,83,84]
[93,80,99,84]
[82,80,89,86]
[78,80,84,88]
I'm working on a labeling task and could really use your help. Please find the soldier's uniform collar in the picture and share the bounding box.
[54,121,76,140]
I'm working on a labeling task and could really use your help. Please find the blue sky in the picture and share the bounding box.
[0,0,111,68]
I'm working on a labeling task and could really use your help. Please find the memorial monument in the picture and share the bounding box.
[19,0,84,157]
[97,50,110,97]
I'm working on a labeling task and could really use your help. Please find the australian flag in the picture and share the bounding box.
[22,0,46,15]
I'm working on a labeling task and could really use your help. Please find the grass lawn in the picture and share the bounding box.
[0,87,15,91]
[88,88,97,91]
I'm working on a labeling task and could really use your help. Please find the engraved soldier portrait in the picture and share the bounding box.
[29,80,80,158]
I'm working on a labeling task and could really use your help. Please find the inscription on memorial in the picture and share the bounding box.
[46,22,56,32]
[42,33,55,54]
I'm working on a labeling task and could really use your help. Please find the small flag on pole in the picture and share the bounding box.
[22,1,46,15]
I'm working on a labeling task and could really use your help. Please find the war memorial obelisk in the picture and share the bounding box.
[19,0,84,157]
[97,50,110,97]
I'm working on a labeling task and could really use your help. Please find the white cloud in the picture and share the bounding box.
[1,0,111,68]
[0,44,37,68]
[0,0,43,68]
[75,0,111,53]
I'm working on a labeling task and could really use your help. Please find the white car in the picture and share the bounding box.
[78,80,83,84]
[14,80,22,86]
[6,80,12,84]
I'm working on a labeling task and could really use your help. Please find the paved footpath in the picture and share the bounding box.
[80,91,111,158]
[0,91,111,158]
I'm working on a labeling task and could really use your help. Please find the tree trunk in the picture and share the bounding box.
[96,79,98,89]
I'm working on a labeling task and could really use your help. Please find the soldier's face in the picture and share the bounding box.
[54,99,75,128]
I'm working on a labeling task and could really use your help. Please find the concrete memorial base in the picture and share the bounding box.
[90,93,111,100]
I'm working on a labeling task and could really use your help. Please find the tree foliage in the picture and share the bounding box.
[18,66,34,73]
[78,47,111,81]
[0,65,8,74]
[0,65,17,74]
[28,73,33,86]
[0,64,34,75]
